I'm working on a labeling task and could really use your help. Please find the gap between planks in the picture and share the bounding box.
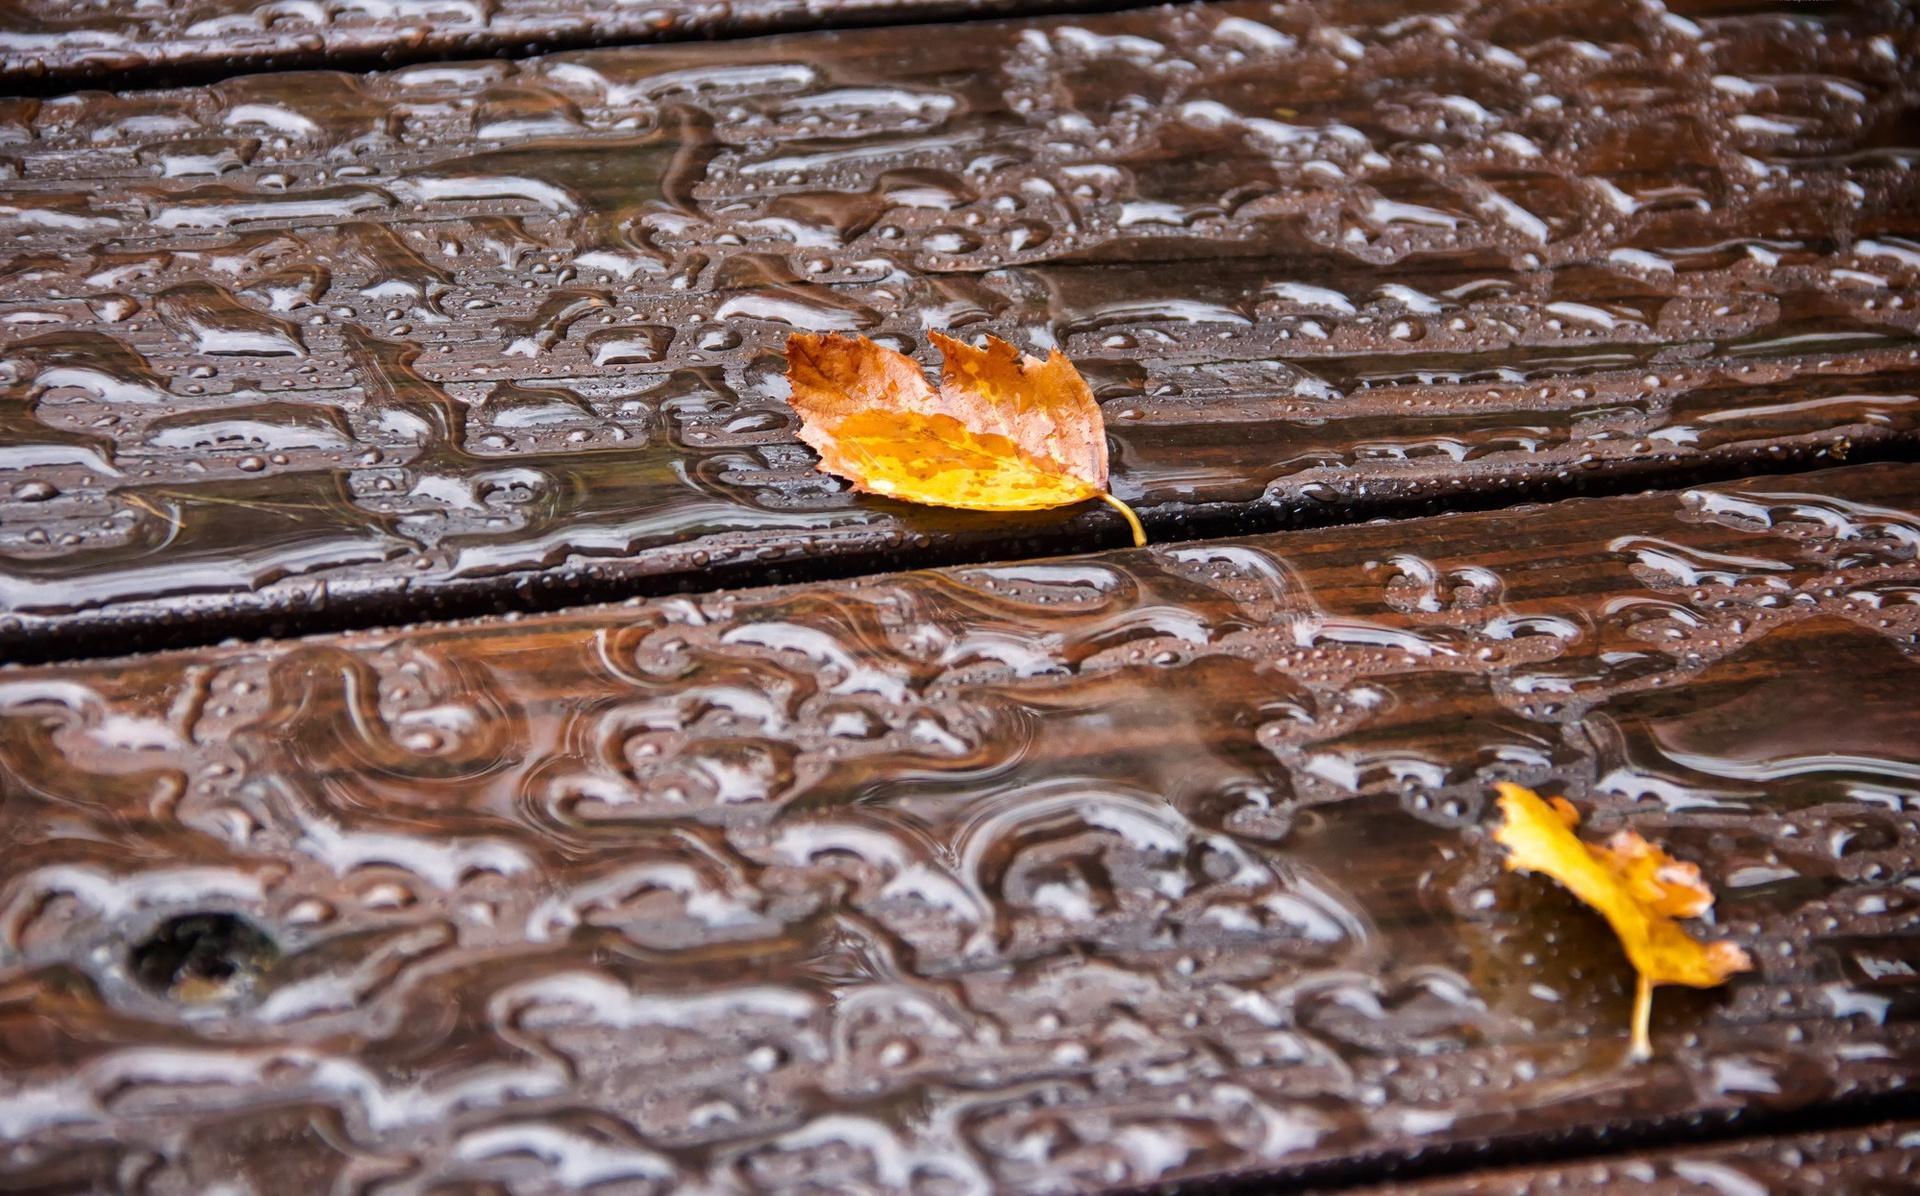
[1230,1089,1920,1196]
[9,436,1918,670]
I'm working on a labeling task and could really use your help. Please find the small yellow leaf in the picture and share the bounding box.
[784,331,1144,545]
[1492,782,1752,1060]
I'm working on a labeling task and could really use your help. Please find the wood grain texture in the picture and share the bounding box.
[3,461,1916,1192]
[1,0,1918,659]
[1353,1119,1920,1194]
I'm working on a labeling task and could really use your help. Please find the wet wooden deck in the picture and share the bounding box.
[2,0,1918,1192]
[7,462,1920,1190]
[5,0,1918,662]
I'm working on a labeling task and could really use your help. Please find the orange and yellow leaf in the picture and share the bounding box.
[1492,782,1752,1060]
[784,332,1143,545]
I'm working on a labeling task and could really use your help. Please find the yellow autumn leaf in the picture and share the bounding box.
[1491,782,1753,1061]
[784,331,1145,546]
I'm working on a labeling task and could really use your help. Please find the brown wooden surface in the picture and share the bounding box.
[3,461,1916,1193]
[0,0,1112,86]
[4,0,1919,660]
[1355,1119,1920,1194]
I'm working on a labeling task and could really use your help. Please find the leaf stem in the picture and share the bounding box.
[1097,492,1147,547]
[1630,973,1654,1063]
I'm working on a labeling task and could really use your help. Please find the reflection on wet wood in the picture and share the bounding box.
[0,0,1103,85]
[3,0,1918,657]
[3,461,1917,1192]
[1359,1118,1920,1194]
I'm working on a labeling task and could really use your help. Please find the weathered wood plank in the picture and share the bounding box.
[2,461,1916,1192]
[3,0,1917,658]
[1352,1119,1920,1194]
[0,0,1110,86]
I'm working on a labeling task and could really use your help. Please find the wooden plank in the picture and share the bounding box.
[2,461,1916,1191]
[0,0,1111,87]
[3,0,1918,659]
[1351,1119,1920,1194]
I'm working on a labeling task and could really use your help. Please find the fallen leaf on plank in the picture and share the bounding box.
[1492,781,1753,1060]
[784,331,1144,546]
